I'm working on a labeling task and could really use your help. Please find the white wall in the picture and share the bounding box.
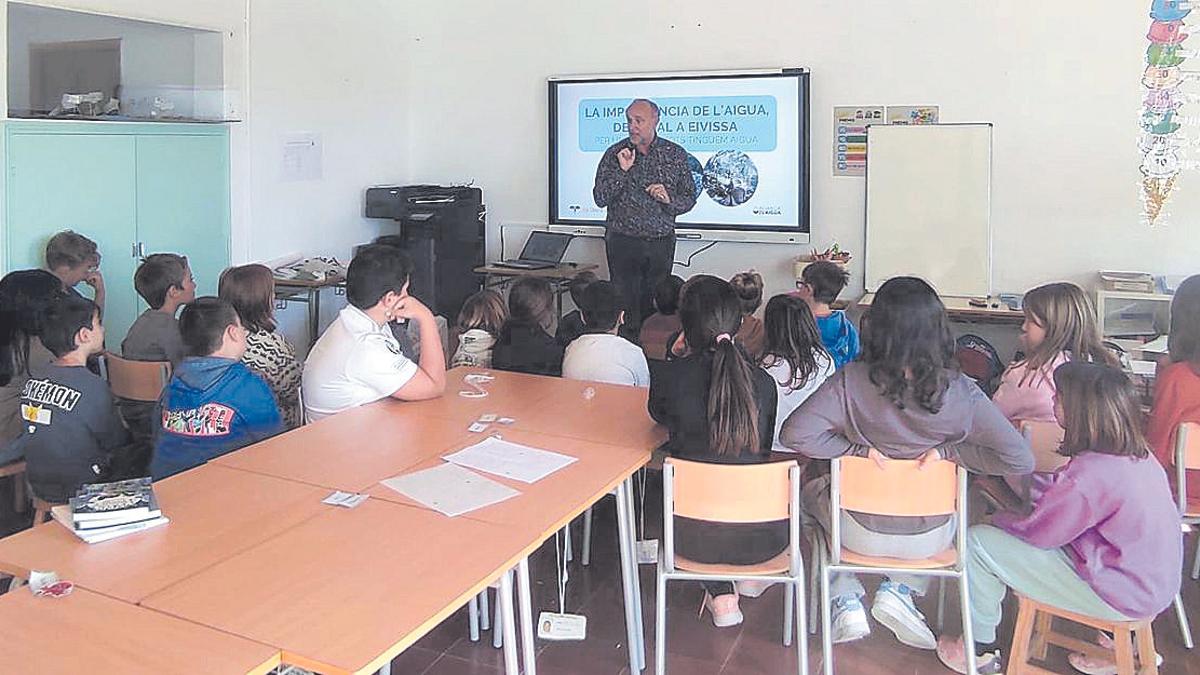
[403,0,1200,303]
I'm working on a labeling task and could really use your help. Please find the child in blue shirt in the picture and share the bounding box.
[152,296,283,480]
[798,261,860,369]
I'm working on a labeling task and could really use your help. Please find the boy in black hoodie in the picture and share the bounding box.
[17,295,127,502]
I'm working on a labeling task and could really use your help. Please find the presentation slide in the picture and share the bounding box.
[550,71,808,233]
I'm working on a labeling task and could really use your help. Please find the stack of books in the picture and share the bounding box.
[50,478,169,544]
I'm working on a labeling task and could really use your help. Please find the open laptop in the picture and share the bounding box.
[493,231,573,270]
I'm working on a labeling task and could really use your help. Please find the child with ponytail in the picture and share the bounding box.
[648,274,780,628]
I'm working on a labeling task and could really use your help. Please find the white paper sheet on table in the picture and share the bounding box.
[1131,359,1157,376]
[1140,335,1169,354]
[380,463,519,517]
[443,436,578,483]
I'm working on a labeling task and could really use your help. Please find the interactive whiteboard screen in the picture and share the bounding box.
[549,70,809,235]
[864,124,992,297]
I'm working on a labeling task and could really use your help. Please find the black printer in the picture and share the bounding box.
[364,185,485,320]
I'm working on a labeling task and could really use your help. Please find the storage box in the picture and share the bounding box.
[1098,271,1155,293]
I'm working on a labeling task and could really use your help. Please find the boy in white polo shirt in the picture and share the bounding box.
[301,246,446,422]
[562,281,650,388]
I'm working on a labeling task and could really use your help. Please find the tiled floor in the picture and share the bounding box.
[2,475,1198,674]
[396,473,1200,675]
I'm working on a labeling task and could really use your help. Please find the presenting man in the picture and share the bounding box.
[592,99,697,336]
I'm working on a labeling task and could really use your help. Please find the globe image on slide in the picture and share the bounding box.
[686,154,705,199]
[703,150,758,207]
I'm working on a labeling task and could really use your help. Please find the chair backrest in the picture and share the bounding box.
[835,455,958,517]
[98,352,171,402]
[666,457,794,523]
[831,454,968,568]
[662,457,801,575]
[1020,420,1069,473]
[1175,422,1200,511]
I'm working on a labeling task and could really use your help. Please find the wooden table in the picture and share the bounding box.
[0,464,329,603]
[475,262,599,317]
[404,368,566,424]
[214,402,475,492]
[857,292,1025,324]
[275,275,345,346]
[0,370,664,675]
[0,586,281,675]
[142,498,532,675]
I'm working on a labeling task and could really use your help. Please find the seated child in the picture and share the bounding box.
[648,275,780,627]
[562,281,649,387]
[122,253,196,366]
[1147,274,1200,499]
[782,277,1031,651]
[0,270,63,458]
[730,270,766,360]
[556,270,598,347]
[451,289,508,368]
[219,264,303,428]
[152,297,283,480]
[639,274,683,361]
[797,261,859,369]
[45,230,105,313]
[494,277,564,376]
[936,363,1182,674]
[759,294,835,452]
[17,294,127,502]
[992,282,1117,426]
[302,245,445,422]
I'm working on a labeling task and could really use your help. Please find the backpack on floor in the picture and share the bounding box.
[956,334,1005,397]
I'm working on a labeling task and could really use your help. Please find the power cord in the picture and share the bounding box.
[674,241,717,268]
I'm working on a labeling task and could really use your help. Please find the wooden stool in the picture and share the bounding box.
[1008,595,1158,674]
[31,497,56,528]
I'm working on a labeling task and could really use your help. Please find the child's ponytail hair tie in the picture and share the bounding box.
[715,333,733,345]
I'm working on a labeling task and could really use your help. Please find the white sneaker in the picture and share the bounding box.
[830,594,871,644]
[736,579,775,598]
[871,581,936,650]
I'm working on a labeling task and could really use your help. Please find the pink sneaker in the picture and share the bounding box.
[699,592,743,628]
[1067,631,1163,675]
[935,635,1002,674]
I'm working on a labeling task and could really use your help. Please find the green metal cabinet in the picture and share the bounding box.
[3,121,230,344]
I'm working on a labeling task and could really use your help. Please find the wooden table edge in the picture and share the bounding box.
[293,448,652,675]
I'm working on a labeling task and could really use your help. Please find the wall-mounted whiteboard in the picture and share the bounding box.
[864,124,992,296]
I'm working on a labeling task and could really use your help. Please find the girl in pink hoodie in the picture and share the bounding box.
[937,362,1182,674]
[993,282,1118,425]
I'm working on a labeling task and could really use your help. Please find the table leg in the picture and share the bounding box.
[309,287,321,346]
[500,569,520,675]
[516,557,538,675]
[624,478,646,670]
[615,479,644,673]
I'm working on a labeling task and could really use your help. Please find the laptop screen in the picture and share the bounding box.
[520,231,573,263]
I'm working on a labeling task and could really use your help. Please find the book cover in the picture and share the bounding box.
[69,477,155,522]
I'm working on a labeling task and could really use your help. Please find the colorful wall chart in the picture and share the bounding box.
[1141,0,1194,224]
[833,106,883,177]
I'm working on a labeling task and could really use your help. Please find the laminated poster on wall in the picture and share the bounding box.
[833,106,884,177]
[1140,0,1198,225]
[281,132,323,182]
[886,105,939,126]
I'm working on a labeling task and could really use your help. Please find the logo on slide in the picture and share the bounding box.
[703,151,759,207]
